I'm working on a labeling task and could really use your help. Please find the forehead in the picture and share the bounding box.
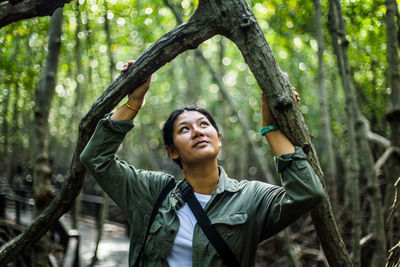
[173,111,208,127]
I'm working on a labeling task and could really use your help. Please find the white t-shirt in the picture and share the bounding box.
[167,192,211,266]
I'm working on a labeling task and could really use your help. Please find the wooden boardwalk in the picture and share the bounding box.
[4,204,129,267]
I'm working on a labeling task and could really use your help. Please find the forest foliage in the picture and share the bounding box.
[0,0,399,266]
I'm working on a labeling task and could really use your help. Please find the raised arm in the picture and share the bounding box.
[110,60,152,120]
[80,62,171,218]
[261,90,300,156]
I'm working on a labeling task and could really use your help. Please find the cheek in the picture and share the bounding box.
[172,135,187,152]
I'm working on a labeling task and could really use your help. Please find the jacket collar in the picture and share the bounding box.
[214,166,241,194]
[171,166,241,209]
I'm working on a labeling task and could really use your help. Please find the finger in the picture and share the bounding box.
[121,60,135,72]
[121,64,128,72]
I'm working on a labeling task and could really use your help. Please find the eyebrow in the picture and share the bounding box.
[176,116,207,127]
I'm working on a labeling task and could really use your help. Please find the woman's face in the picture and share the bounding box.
[167,111,221,167]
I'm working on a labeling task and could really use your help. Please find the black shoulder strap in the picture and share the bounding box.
[179,180,241,267]
[134,179,176,267]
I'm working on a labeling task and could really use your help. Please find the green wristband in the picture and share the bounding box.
[260,124,279,136]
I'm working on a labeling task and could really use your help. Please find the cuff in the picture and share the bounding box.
[274,146,306,173]
[100,113,135,133]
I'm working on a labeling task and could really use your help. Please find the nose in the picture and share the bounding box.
[191,125,204,138]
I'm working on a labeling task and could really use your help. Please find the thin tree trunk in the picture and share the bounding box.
[2,32,20,184]
[385,0,400,251]
[314,0,338,215]
[327,2,361,266]
[90,191,109,267]
[31,7,63,267]
[239,89,249,180]
[1,83,10,175]
[91,3,114,263]
[72,0,83,230]
[328,0,386,265]
[185,53,201,104]
[10,78,20,189]
[386,0,400,144]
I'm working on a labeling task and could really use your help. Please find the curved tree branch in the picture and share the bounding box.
[0,0,72,28]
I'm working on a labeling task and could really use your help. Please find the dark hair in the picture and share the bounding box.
[162,105,220,167]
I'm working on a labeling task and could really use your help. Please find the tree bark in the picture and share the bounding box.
[0,0,71,28]
[0,1,350,266]
[31,7,63,267]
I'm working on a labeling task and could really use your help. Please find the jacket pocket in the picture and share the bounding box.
[210,212,248,256]
[144,218,163,260]
[211,212,248,225]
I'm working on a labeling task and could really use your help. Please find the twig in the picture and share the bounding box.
[386,177,400,225]
[385,240,400,267]
[375,147,395,176]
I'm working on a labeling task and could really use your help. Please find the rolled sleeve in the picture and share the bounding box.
[259,146,324,240]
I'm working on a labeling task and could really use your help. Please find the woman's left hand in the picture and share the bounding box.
[261,87,300,126]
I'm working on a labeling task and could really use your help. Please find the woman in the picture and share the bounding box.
[80,61,324,266]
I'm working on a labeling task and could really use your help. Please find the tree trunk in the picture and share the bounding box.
[90,3,115,263]
[2,32,20,184]
[313,0,338,215]
[90,191,109,267]
[10,77,20,189]
[386,0,400,147]
[31,8,63,267]
[385,0,400,252]
[1,82,10,174]
[72,0,83,230]
[328,0,386,265]
[0,1,350,265]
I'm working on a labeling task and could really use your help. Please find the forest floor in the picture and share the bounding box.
[4,203,130,266]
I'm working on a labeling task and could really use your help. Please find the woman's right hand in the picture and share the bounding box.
[121,60,152,108]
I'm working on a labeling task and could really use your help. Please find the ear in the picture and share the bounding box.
[166,146,179,160]
[217,132,222,147]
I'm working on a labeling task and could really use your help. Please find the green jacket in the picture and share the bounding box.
[80,115,324,267]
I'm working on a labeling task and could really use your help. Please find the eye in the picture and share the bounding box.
[180,126,189,132]
[200,121,208,127]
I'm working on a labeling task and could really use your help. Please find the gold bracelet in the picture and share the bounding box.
[125,102,140,112]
